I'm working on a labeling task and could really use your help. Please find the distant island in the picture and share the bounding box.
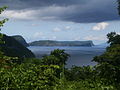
[9,35,94,47]
[29,40,94,47]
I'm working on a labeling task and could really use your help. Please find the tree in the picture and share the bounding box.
[0,6,17,68]
[107,32,120,45]
[41,49,69,66]
[93,32,120,89]
[50,49,69,65]
[0,6,9,66]
[65,66,94,81]
[40,49,70,79]
[0,6,8,45]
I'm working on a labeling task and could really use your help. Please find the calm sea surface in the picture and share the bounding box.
[28,46,106,68]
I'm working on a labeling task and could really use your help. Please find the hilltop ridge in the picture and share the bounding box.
[29,40,94,47]
[12,35,29,47]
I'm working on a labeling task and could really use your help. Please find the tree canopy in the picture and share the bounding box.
[93,32,120,89]
[0,6,9,66]
[107,32,120,45]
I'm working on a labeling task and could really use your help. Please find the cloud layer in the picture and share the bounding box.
[84,35,107,41]
[93,22,109,31]
[0,0,119,23]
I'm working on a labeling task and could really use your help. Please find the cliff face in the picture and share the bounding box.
[0,35,35,58]
[12,35,29,47]
[29,40,94,47]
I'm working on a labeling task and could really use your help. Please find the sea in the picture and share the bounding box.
[28,45,106,68]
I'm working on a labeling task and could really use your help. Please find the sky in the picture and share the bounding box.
[0,0,120,44]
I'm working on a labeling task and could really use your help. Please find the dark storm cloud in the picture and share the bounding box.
[0,0,119,23]
[0,0,87,9]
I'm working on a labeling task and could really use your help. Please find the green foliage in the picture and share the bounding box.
[64,65,116,89]
[40,49,70,79]
[0,6,8,43]
[65,66,94,81]
[41,49,69,66]
[60,81,114,90]
[0,6,14,67]
[50,49,69,65]
[107,32,120,45]
[0,49,62,89]
[0,6,8,27]
[24,58,42,65]
[93,32,120,89]
[0,63,61,89]
[93,45,120,64]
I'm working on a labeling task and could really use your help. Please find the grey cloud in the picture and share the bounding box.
[0,0,119,23]
[0,0,87,9]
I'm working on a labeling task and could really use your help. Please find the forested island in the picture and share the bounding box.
[29,40,94,47]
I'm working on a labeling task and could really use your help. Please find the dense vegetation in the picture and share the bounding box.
[0,6,120,89]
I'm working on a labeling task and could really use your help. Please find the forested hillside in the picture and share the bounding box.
[12,35,29,47]
[1,34,35,58]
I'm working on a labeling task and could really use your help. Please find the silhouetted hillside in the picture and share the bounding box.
[0,34,35,58]
[12,35,29,47]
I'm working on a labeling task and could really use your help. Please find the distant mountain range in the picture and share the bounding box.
[29,40,94,47]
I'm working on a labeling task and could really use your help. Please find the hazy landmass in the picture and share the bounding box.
[29,40,94,47]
